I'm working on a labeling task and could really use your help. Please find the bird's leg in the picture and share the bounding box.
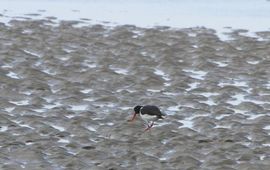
[143,122,154,132]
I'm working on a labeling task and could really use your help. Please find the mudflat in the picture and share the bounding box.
[1,19,270,169]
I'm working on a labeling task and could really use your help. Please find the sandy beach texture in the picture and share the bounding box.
[1,18,270,169]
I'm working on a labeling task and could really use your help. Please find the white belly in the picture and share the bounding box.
[139,113,157,124]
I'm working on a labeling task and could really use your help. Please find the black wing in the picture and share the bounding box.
[141,105,164,118]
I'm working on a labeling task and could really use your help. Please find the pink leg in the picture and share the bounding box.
[144,122,154,132]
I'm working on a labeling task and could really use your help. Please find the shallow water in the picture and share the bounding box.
[0,19,270,169]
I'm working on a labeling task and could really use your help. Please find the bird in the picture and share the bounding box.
[128,105,165,132]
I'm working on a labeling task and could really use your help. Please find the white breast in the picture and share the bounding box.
[139,112,157,124]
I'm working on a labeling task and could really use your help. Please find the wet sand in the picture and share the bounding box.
[1,19,270,169]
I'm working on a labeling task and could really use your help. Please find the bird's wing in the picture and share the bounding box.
[142,105,163,116]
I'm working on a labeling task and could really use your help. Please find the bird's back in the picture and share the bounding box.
[141,105,164,118]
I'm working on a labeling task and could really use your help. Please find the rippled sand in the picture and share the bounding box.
[1,19,270,169]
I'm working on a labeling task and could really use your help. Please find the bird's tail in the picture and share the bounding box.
[159,114,166,119]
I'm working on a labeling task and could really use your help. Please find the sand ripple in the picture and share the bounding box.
[1,19,270,169]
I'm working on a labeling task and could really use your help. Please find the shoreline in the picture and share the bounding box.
[1,16,269,42]
[1,0,270,32]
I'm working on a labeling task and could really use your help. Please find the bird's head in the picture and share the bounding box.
[134,105,143,114]
[128,105,143,122]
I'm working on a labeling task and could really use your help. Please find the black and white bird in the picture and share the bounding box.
[128,105,165,131]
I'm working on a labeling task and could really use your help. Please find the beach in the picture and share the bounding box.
[1,1,270,169]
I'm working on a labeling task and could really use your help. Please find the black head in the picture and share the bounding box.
[134,105,143,114]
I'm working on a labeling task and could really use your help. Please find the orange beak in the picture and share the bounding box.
[128,112,136,122]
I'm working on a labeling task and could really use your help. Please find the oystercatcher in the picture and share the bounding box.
[128,105,165,132]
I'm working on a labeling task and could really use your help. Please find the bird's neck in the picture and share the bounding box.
[139,106,143,114]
